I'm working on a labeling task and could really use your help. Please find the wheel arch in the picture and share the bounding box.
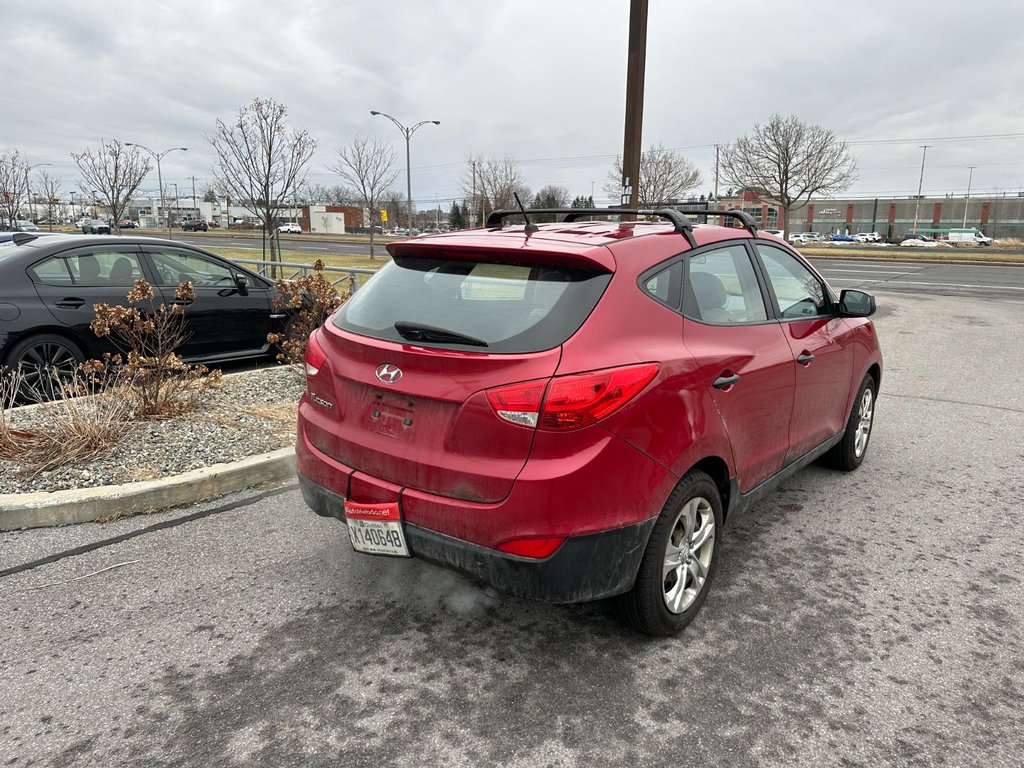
[867,362,881,390]
[688,455,732,522]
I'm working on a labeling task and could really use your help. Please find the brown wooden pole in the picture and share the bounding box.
[621,0,648,216]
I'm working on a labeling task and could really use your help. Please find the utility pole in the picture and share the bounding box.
[620,0,648,214]
[963,166,977,228]
[912,144,931,233]
[471,159,478,229]
[714,144,720,201]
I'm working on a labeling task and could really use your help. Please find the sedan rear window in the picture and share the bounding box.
[333,256,611,353]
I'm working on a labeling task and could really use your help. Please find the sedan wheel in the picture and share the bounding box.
[6,334,85,401]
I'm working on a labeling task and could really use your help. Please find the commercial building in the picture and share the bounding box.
[718,190,1024,239]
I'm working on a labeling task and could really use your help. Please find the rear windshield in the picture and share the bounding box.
[333,256,611,353]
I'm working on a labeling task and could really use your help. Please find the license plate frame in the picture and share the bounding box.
[343,500,411,558]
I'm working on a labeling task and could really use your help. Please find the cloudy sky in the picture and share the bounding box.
[6,0,1024,209]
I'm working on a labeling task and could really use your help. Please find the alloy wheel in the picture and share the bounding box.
[662,497,716,614]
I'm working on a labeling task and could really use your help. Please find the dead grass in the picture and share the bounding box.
[0,371,137,475]
[200,246,390,272]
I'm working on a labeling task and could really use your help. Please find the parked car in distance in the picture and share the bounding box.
[296,207,883,636]
[788,232,822,244]
[829,233,857,242]
[763,228,785,239]
[901,234,939,247]
[81,219,110,234]
[14,220,40,232]
[278,222,302,234]
[182,220,208,232]
[854,232,882,243]
[118,220,140,229]
[0,233,285,401]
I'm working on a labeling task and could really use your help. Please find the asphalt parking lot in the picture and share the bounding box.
[2,289,1023,767]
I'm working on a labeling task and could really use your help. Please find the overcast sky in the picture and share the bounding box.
[6,0,1024,209]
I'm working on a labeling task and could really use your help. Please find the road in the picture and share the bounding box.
[2,290,1023,767]
[812,258,1024,302]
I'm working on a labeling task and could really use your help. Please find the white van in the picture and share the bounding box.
[947,228,993,246]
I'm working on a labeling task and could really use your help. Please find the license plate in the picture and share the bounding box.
[343,500,410,557]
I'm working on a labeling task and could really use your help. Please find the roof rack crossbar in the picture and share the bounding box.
[484,207,697,247]
[672,208,760,236]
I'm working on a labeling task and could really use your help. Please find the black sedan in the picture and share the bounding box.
[0,233,285,394]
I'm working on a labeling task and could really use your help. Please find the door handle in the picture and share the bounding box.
[170,298,194,306]
[56,298,85,308]
[796,353,815,365]
[713,373,741,389]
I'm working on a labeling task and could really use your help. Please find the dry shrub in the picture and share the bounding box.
[90,279,222,418]
[267,260,351,370]
[0,368,135,475]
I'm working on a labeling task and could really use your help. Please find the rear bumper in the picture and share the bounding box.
[299,474,655,604]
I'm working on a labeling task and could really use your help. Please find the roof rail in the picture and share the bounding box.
[485,207,697,247]
[673,207,759,236]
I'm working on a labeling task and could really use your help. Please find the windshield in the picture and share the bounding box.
[333,255,611,353]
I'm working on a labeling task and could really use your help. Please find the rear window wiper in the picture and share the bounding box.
[394,321,489,347]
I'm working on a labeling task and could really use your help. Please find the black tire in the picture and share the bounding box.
[5,334,85,402]
[614,470,723,636]
[822,373,877,471]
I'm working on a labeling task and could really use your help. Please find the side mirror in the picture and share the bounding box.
[838,289,875,317]
[233,273,250,296]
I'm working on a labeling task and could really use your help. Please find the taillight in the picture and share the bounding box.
[485,379,546,427]
[305,330,327,376]
[496,536,565,559]
[486,363,659,431]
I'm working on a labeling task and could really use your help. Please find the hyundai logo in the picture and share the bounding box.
[375,364,403,384]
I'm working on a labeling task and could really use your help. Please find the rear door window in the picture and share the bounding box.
[334,256,611,353]
[683,245,768,324]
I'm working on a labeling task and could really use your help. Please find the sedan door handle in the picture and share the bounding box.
[55,298,85,308]
[170,298,194,306]
[796,353,816,365]
[713,373,741,389]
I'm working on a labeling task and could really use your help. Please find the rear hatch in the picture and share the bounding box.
[312,239,612,503]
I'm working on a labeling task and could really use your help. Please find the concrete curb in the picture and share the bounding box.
[0,447,296,532]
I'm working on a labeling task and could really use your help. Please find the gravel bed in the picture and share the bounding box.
[0,367,304,495]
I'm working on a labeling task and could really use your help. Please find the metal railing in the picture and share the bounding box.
[233,259,378,291]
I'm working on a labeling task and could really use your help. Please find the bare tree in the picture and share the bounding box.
[529,184,571,222]
[604,143,703,207]
[377,190,402,230]
[71,139,152,234]
[208,98,317,273]
[720,114,857,236]
[37,170,62,231]
[460,154,531,225]
[0,151,33,227]
[329,136,398,259]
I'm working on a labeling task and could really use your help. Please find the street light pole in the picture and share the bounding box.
[370,111,440,231]
[912,144,931,234]
[963,166,977,228]
[126,143,187,238]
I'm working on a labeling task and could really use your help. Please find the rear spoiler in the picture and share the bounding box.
[386,238,616,272]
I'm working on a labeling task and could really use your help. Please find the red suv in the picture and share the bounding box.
[296,208,882,635]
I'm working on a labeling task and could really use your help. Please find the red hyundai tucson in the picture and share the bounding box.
[296,208,882,636]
